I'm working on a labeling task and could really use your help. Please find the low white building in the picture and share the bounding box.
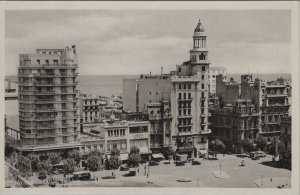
[208,66,227,94]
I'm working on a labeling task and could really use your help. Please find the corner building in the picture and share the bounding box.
[18,45,80,153]
[171,20,211,158]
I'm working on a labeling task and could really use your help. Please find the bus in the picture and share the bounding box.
[71,171,91,181]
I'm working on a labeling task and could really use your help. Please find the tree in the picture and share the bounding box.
[109,155,120,170]
[67,150,81,166]
[255,135,268,151]
[37,160,51,174]
[38,170,47,183]
[241,138,256,153]
[48,153,62,165]
[127,146,141,168]
[209,139,225,157]
[269,136,280,156]
[108,146,120,176]
[63,158,77,174]
[86,155,101,177]
[27,154,39,172]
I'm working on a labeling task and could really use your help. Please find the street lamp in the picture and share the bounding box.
[219,162,222,176]
[261,174,263,187]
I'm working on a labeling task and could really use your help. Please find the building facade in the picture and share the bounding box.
[123,74,172,113]
[144,100,172,153]
[208,67,226,94]
[215,75,240,107]
[170,20,211,158]
[210,99,260,152]
[241,75,291,140]
[278,116,291,169]
[18,45,80,153]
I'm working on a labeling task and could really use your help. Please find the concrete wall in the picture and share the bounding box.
[216,75,239,106]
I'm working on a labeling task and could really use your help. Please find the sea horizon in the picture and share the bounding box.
[5,73,292,97]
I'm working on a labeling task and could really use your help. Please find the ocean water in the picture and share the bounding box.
[5,73,291,97]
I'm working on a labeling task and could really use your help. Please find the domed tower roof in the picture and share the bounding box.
[194,19,206,37]
[194,19,205,32]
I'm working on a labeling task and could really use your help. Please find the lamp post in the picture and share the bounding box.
[261,174,263,187]
[219,162,222,176]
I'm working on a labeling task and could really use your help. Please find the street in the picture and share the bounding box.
[22,154,291,188]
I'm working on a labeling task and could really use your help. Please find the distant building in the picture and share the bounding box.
[278,116,291,169]
[122,74,172,113]
[241,75,291,139]
[216,74,240,106]
[144,100,173,153]
[210,99,260,152]
[18,45,80,153]
[208,67,226,94]
[81,94,106,123]
[170,20,211,158]
[5,79,19,116]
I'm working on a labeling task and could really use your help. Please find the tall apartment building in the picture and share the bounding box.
[18,45,80,153]
[170,20,211,158]
[123,74,172,113]
[208,67,227,94]
[241,75,291,139]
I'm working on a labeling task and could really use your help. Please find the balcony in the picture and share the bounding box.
[177,98,193,102]
[200,129,211,135]
[35,108,57,112]
[177,115,192,119]
[171,75,201,82]
[35,99,56,104]
[177,123,193,128]
[265,94,288,98]
[35,91,55,95]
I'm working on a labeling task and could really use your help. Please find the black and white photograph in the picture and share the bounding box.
[1,1,299,194]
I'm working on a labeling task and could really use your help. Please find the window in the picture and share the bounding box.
[156,92,158,95]
[45,60,49,65]
[183,84,186,89]
[179,84,181,90]
[179,93,182,99]
[202,75,204,80]
[285,127,288,134]
[188,84,191,89]
[201,84,204,89]
[202,66,206,72]
[37,60,40,64]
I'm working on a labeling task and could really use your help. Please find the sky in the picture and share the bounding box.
[5,10,291,75]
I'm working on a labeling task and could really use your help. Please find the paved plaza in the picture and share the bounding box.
[11,154,291,188]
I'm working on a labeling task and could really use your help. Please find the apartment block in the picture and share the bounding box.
[208,67,226,94]
[18,45,80,153]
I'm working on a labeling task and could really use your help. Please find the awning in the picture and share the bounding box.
[199,149,207,154]
[152,153,164,159]
[140,147,152,154]
[120,153,129,161]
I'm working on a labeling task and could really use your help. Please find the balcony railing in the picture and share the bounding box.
[177,98,193,102]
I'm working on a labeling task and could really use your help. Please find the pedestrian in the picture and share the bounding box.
[97,177,98,182]
[271,178,272,182]
[138,168,139,173]
[147,173,149,178]
[223,153,225,158]
[112,172,113,177]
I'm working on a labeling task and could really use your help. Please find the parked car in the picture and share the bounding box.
[191,160,201,165]
[123,171,136,177]
[250,151,266,160]
[120,164,129,171]
[175,161,185,166]
[148,161,159,166]
[187,158,194,163]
